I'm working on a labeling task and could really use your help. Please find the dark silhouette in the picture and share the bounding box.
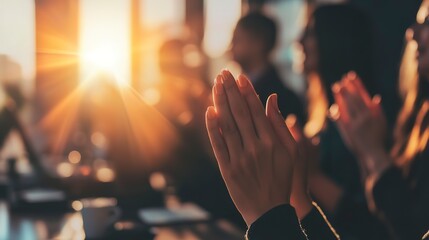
[232,12,306,124]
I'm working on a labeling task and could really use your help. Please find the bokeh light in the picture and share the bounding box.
[57,162,74,178]
[72,200,83,211]
[96,167,116,182]
[68,150,82,164]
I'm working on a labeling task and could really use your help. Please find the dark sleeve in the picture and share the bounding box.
[370,166,429,240]
[246,204,308,240]
[300,202,340,240]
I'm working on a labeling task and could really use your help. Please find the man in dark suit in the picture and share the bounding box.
[231,12,305,124]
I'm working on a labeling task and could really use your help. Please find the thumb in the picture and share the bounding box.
[266,94,297,152]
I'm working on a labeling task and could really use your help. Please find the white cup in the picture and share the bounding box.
[81,198,121,239]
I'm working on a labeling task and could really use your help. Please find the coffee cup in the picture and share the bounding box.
[80,198,121,239]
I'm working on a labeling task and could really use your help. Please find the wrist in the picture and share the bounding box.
[360,149,391,177]
[244,200,290,226]
[290,194,313,220]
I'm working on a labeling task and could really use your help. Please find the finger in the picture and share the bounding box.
[285,114,304,143]
[331,110,354,150]
[371,94,384,115]
[212,76,243,156]
[343,77,367,114]
[285,114,309,166]
[349,73,372,108]
[339,84,361,119]
[206,106,230,169]
[236,74,276,141]
[220,70,257,144]
[266,94,297,155]
[372,94,382,104]
[332,83,350,122]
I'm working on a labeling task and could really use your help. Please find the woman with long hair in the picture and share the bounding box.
[332,2,429,239]
[299,4,388,239]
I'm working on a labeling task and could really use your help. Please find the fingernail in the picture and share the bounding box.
[272,94,279,112]
[237,75,248,88]
[221,72,233,87]
[215,76,224,95]
[286,114,297,127]
[373,95,382,104]
[328,104,340,120]
[207,107,217,119]
[332,83,341,93]
[347,71,357,80]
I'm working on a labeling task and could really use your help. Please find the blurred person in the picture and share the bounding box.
[331,1,429,239]
[153,39,242,226]
[204,70,429,240]
[231,12,306,125]
[298,4,388,239]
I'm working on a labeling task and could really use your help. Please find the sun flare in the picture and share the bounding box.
[79,0,131,87]
[80,43,128,86]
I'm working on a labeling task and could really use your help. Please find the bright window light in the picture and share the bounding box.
[203,0,241,58]
[141,0,185,30]
[79,0,131,86]
[0,0,35,94]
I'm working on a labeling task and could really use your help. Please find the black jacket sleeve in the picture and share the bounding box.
[370,165,429,240]
[246,204,308,240]
[300,202,340,240]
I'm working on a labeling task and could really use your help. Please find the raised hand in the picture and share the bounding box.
[205,70,298,226]
[331,72,391,176]
[283,115,314,219]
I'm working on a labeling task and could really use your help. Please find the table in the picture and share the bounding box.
[0,201,244,240]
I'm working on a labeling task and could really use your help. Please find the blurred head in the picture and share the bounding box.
[299,19,318,74]
[231,12,277,70]
[300,4,376,102]
[411,5,429,80]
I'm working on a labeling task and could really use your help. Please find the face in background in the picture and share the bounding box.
[413,15,429,80]
[299,20,319,75]
[231,26,264,70]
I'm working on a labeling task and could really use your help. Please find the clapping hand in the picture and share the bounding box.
[205,70,299,226]
[331,72,391,177]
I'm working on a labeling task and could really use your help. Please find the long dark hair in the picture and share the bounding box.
[305,4,377,137]
[314,4,377,103]
[392,31,429,167]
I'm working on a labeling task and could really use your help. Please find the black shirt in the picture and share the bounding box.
[251,65,306,125]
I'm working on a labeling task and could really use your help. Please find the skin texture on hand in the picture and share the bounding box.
[205,70,298,226]
[284,115,314,220]
[331,72,391,178]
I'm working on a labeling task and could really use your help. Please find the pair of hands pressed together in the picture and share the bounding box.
[205,70,393,226]
[205,70,312,226]
[331,72,392,179]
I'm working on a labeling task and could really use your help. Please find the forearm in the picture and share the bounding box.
[309,173,344,214]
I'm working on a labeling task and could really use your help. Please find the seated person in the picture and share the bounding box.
[299,4,388,239]
[231,12,306,124]
[330,2,429,237]
[205,69,429,240]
